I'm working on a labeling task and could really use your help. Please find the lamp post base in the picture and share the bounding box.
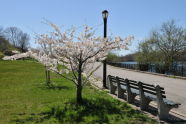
[103,60,107,88]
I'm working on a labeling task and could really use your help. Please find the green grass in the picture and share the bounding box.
[0,60,157,124]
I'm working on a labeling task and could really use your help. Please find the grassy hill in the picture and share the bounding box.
[0,60,156,124]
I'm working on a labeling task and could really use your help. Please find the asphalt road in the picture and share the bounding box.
[93,62,186,115]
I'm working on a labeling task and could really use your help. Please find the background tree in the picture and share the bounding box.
[151,20,186,72]
[0,26,4,36]
[106,52,119,62]
[0,27,13,57]
[135,39,158,64]
[18,33,30,52]
[135,40,153,71]
[0,36,11,59]
[120,53,137,62]
[135,20,186,73]
[4,27,21,47]
[0,36,11,52]
[5,27,30,52]
[106,53,137,63]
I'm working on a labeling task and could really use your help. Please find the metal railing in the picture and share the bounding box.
[107,62,186,77]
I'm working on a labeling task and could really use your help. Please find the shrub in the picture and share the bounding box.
[0,52,4,59]
[4,50,14,56]
[138,64,149,71]
[0,36,11,52]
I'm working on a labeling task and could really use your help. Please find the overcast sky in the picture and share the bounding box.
[1,0,186,55]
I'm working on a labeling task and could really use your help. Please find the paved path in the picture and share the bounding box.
[92,62,186,116]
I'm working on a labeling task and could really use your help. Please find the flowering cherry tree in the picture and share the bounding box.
[36,23,134,103]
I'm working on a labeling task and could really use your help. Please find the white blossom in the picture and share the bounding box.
[35,24,134,85]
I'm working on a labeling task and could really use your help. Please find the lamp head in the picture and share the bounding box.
[102,10,108,19]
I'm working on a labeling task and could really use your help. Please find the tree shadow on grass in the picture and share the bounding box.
[13,98,151,123]
[37,83,71,91]
[47,85,70,90]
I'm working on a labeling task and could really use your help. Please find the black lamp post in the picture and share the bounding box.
[102,10,108,88]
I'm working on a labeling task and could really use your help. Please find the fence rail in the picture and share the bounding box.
[107,62,186,77]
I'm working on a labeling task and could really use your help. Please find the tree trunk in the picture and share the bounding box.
[47,70,50,85]
[76,63,83,104]
[76,84,82,104]
[45,66,48,84]
[45,66,50,86]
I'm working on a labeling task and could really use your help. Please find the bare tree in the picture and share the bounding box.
[4,27,23,47]
[5,27,30,52]
[18,33,30,52]
[0,26,5,37]
[151,20,186,71]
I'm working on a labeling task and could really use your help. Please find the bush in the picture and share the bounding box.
[0,36,11,52]
[3,50,14,56]
[155,64,167,74]
[0,52,4,59]
[138,64,149,71]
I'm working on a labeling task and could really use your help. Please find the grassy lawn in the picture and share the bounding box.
[0,60,157,124]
